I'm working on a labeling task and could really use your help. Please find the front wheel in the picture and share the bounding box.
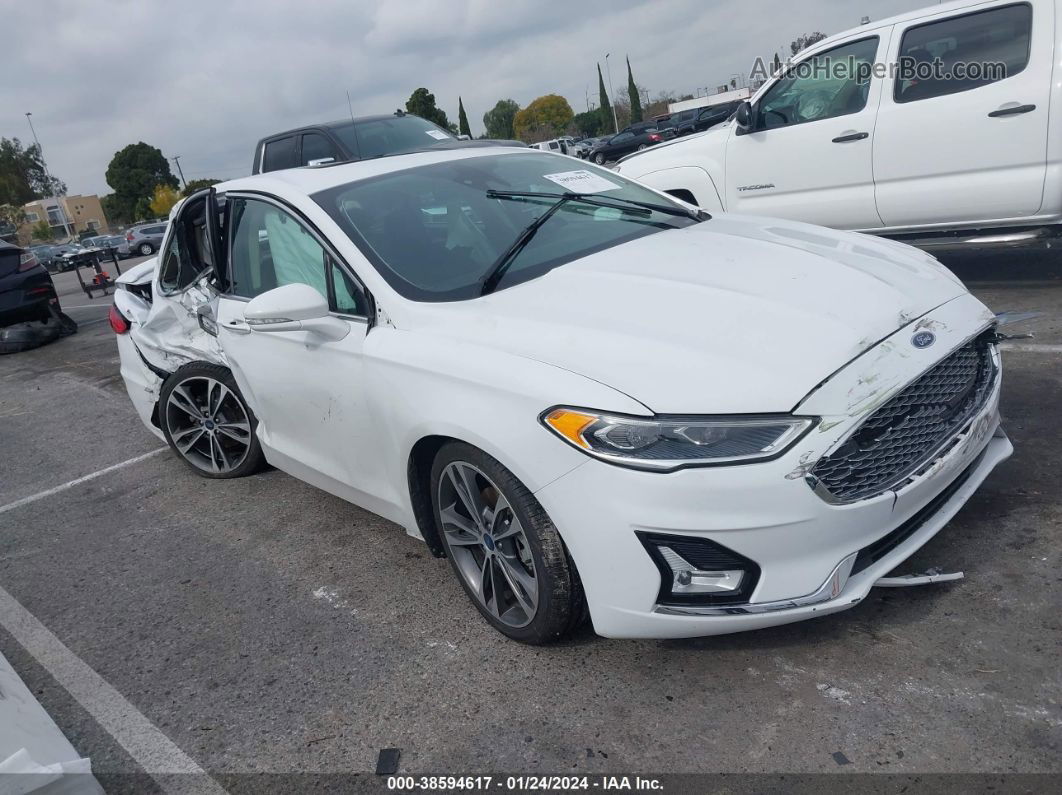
[159,362,265,479]
[593,152,606,165]
[431,443,587,644]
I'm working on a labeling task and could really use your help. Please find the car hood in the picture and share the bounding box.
[406,215,969,414]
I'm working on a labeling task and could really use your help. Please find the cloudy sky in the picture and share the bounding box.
[5,0,928,198]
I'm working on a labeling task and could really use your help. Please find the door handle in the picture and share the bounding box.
[222,319,251,335]
[988,104,1036,118]
[832,132,869,143]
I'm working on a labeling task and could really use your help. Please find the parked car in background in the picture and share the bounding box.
[252,111,524,174]
[36,243,87,273]
[569,137,607,159]
[673,101,744,136]
[29,245,58,272]
[84,234,127,257]
[112,148,1010,643]
[125,223,168,256]
[617,0,1061,253]
[589,128,667,164]
[530,139,571,155]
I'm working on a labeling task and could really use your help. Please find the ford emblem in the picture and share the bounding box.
[912,331,936,349]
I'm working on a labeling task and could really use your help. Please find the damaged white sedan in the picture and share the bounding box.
[112,149,1012,643]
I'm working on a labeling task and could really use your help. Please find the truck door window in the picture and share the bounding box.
[262,137,297,172]
[757,37,879,129]
[895,4,1032,103]
[301,133,336,165]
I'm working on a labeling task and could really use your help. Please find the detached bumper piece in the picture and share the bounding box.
[875,568,964,587]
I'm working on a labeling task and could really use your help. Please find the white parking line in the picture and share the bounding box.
[0,448,167,517]
[1001,342,1062,354]
[0,584,227,793]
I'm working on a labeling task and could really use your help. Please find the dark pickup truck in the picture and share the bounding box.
[252,112,524,174]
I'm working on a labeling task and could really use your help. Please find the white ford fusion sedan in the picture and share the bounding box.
[111,147,1012,643]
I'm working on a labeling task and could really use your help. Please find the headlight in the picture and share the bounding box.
[541,407,815,470]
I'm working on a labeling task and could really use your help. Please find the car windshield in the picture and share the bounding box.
[313,152,698,301]
[331,116,456,160]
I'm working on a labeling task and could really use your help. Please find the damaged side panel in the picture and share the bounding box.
[115,259,225,435]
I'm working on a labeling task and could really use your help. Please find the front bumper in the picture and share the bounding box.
[535,295,1012,639]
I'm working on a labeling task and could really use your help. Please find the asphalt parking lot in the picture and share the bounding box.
[1,251,1060,791]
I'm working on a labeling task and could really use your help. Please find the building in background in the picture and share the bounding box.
[19,195,109,242]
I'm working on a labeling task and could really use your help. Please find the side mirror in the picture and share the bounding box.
[244,283,349,341]
[734,101,753,134]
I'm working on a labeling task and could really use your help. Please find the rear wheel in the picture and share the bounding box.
[431,442,587,644]
[138,242,154,256]
[637,143,648,150]
[159,362,265,478]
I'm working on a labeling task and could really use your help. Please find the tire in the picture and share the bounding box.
[637,143,648,150]
[593,152,606,165]
[159,362,265,479]
[431,442,587,644]
[138,242,155,256]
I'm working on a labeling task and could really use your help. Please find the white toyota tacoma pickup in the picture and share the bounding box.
[616,0,1061,252]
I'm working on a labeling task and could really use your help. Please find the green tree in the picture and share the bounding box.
[182,178,221,197]
[106,142,178,223]
[134,197,153,222]
[31,219,53,242]
[571,110,603,137]
[773,52,783,74]
[457,97,472,137]
[0,137,66,207]
[790,32,827,55]
[597,64,613,134]
[0,204,26,233]
[626,57,643,124]
[482,99,519,139]
[100,194,129,226]
[512,95,575,142]
[405,87,452,129]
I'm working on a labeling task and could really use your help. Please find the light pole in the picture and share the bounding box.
[604,53,619,133]
[25,112,74,240]
[171,155,187,190]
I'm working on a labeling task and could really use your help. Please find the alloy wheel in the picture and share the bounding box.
[437,461,539,628]
[164,376,252,474]
[139,243,153,256]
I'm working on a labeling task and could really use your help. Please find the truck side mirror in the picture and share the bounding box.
[734,101,753,134]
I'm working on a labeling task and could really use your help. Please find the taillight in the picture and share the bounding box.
[108,304,130,334]
[648,133,661,142]
[17,252,39,272]
[126,232,134,242]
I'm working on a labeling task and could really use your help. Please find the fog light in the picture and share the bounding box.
[658,546,744,594]
[637,531,760,606]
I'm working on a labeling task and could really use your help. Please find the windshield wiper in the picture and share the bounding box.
[480,192,577,295]
[479,189,707,296]
[486,189,709,222]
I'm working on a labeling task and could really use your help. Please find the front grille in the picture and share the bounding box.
[809,329,997,503]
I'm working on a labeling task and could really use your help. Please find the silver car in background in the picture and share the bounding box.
[123,222,168,256]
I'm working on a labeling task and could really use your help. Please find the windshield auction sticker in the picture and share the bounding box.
[542,170,621,193]
[425,130,451,140]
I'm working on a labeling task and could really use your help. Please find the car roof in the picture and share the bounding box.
[259,114,421,142]
[217,144,534,196]
[798,0,993,58]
